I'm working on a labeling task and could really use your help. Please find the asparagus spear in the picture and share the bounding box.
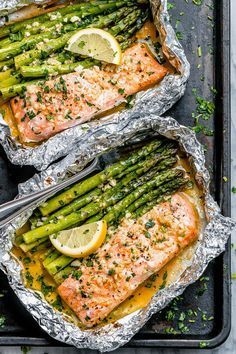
[19,60,95,78]
[127,177,188,216]
[0,0,129,38]
[23,164,167,244]
[39,247,54,261]
[0,35,18,48]
[0,58,14,70]
[39,140,162,216]
[105,156,177,215]
[54,266,75,284]
[45,188,101,222]
[26,2,138,39]
[120,39,133,51]
[43,144,176,222]
[117,8,150,50]
[86,212,104,223]
[45,254,73,275]
[0,26,10,40]
[103,169,184,224]
[14,7,142,69]
[7,5,114,41]
[133,186,186,219]
[43,250,61,267]
[31,240,51,253]
[0,31,60,61]
[0,68,12,81]
[117,18,148,44]
[109,8,142,36]
[1,80,41,100]
[0,71,22,89]
[19,237,48,253]
[117,141,177,178]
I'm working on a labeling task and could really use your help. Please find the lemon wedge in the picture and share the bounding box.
[67,28,122,65]
[49,220,107,258]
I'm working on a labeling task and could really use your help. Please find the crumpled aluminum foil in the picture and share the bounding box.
[0,115,235,352]
[0,0,190,170]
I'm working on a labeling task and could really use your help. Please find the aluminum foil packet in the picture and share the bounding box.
[0,0,190,170]
[0,115,235,352]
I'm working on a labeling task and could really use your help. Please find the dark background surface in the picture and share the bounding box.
[0,0,231,349]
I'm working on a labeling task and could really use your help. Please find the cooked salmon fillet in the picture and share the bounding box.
[58,193,199,327]
[10,43,168,143]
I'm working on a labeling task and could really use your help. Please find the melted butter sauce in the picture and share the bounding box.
[12,153,206,328]
[12,247,80,326]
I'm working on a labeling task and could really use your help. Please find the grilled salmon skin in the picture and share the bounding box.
[58,193,199,327]
[10,43,168,144]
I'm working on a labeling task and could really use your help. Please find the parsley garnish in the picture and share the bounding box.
[145,220,155,229]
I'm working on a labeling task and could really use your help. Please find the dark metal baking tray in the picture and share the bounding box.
[0,0,231,349]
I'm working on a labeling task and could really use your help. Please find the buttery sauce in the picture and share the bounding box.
[12,153,206,328]
[12,247,80,326]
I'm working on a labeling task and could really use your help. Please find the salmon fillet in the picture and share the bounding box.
[58,193,199,327]
[10,43,168,143]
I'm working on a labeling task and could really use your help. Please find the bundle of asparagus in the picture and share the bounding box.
[15,139,190,284]
[0,0,151,99]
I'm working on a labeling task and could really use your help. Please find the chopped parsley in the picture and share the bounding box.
[71,270,82,280]
[0,314,6,328]
[46,114,54,121]
[191,88,215,136]
[108,269,115,276]
[193,0,203,5]
[199,341,208,348]
[39,50,48,60]
[51,296,63,312]
[9,32,23,42]
[23,257,31,265]
[25,271,33,287]
[144,231,151,239]
[159,271,168,290]
[118,88,125,95]
[145,219,155,229]
[36,91,42,103]
[78,40,86,49]
[37,276,55,296]
[86,100,95,107]
[27,110,36,120]
[44,86,50,93]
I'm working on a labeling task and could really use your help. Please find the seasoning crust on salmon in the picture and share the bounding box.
[58,193,199,327]
[10,43,168,143]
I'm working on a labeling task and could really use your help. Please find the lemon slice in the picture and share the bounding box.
[49,220,107,258]
[67,28,122,65]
